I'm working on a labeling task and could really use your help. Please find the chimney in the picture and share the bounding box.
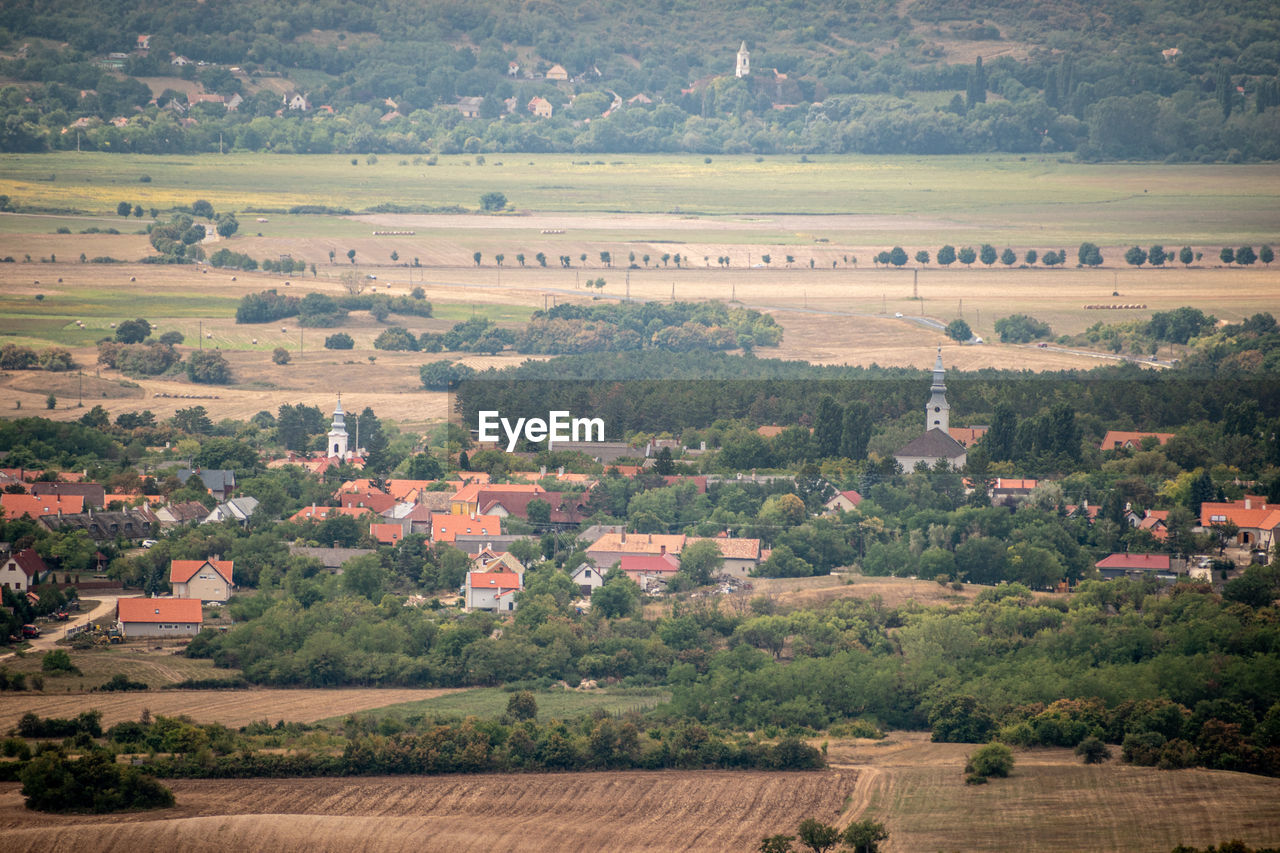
[659,544,666,555]
[1245,497,1252,509]
[540,465,546,476]
[621,531,626,543]
[558,466,564,477]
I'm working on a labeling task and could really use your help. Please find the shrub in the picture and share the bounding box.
[965,742,1014,778]
[186,350,231,384]
[94,673,149,692]
[19,748,174,813]
[272,347,290,365]
[40,650,80,675]
[324,333,355,350]
[1075,736,1112,764]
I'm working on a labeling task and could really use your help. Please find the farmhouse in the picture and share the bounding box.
[528,96,553,118]
[1199,496,1280,550]
[0,547,50,592]
[169,559,234,602]
[824,489,863,513]
[116,597,203,638]
[1095,553,1185,582]
[570,563,606,595]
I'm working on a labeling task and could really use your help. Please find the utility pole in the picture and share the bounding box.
[913,269,918,299]
[77,370,82,408]
[198,320,202,350]
[299,327,303,358]
[625,270,630,302]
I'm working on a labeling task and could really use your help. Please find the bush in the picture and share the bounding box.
[1075,736,1112,764]
[324,333,355,350]
[272,347,290,365]
[186,350,231,384]
[94,673,149,692]
[994,314,1052,343]
[19,748,174,813]
[965,742,1014,778]
[40,650,80,675]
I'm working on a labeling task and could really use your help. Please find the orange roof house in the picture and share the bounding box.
[1,493,84,519]
[116,597,204,637]
[289,505,379,523]
[1200,497,1280,550]
[1100,431,1175,451]
[169,559,234,602]
[431,513,501,543]
[948,426,989,447]
[370,523,404,545]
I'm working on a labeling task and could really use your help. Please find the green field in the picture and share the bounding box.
[321,686,672,725]
[3,152,1278,245]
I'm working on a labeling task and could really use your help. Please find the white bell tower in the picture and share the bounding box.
[736,41,750,78]
[328,394,350,459]
[926,348,950,433]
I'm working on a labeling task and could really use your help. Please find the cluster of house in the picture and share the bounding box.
[110,557,235,639]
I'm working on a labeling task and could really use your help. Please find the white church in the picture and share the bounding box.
[893,348,969,470]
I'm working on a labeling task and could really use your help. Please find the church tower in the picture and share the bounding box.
[327,395,349,459]
[926,347,950,433]
[736,41,750,78]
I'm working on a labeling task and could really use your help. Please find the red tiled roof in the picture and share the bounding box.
[117,597,203,623]
[7,547,48,578]
[467,571,522,590]
[620,554,680,574]
[587,533,686,556]
[370,523,403,544]
[1,493,84,518]
[1096,553,1171,570]
[1100,431,1175,450]
[169,559,233,584]
[432,513,500,543]
[688,536,761,561]
[290,505,377,522]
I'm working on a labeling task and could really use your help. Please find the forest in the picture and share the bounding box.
[1,0,1279,158]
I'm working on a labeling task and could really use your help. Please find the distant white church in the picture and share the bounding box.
[328,395,351,459]
[736,41,750,78]
[893,348,968,470]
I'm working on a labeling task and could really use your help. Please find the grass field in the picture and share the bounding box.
[1,732,1276,851]
[318,686,671,725]
[3,152,1279,244]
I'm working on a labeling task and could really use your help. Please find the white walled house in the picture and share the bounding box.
[465,569,522,612]
[0,547,49,592]
[116,598,203,638]
[169,559,234,603]
[570,563,606,595]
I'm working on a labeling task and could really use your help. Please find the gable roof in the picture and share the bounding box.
[467,570,522,591]
[688,536,761,561]
[30,482,106,506]
[992,478,1038,491]
[948,426,989,447]
[432,513,501,543]
[1096,553,1171,571]
[894,428,967,460]
[1200,499,1280,531]
[587,532,686,557]
[370,522,404,545]
[1099,431,1176,450]
[825,489,863,508]
[620,553,680,574]
[170,559,233,584]
[175,468,236,492]
[6,547,48,578]
[1,493,85,518]
[117,597,203,623]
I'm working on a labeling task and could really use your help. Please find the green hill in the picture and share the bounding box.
[0,0,1278,158]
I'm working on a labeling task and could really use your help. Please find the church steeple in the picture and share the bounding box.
[926,347,950,433]
[736,41,750,78]
[327,394,349,459]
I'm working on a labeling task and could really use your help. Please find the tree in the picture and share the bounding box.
[999,248,1016,266]
[840,401,873,460]
[888,246,908,267]
[654,446,675,475]
[1124,246,1148,267]
[915,249,930,265]
[796,818,841,853]
[480,191,507,211]
[957,246,976,267]
[535,252,546,267]
[592,571,640,617]
[842,819,889,853]
[759,835,796,853]
[814,396,843,458]
[1075,736,1111,764]
[1078,242,1103,266]
[116,201,131,217]
[506,690,538,721]
[1236,246,1257,266]
[214,213,238,238]
[44,393,55,410]
[347,249,356,264]
[473,251,482,266]
[966,742,1014,778]
[271,347,290,365]
[495,253,504,266]
[930,695,995,743]
[191,199,214,218]
[186,351,231,384]
[1025,249,1037,265]
[678,539,723,587]
[966,55,987,109]
[946,319,972,342]
[325,333,354,350]
[762,254,772,266]
[419,360,474,390]
[1042,250,1063,267]
[1179,246,1194,266]
[600,251,612,267]
[937,245,956,266]
[1148,245,1167,267]
[979,244,997,266]
[1219,247,1235,265]
[115,318,152,344]
[1261,245,1274,266]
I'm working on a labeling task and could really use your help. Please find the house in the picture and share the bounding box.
[465,569,522,612]
[1,493,85,520]
[226,93,243,111]
[203,496,258,526]
[116,597,203,638]
[189,93,226,107]
[1099,431,1176,451]
[370,522,403,546]
[1095,553,1185,582]
[948,426,988,447]
[471,548,525,578]
[453,482,541,515]
[1199,496,1280,551]
[289,504,377,523]
[40,509,156,543]
[1132,509,1170,541]
[545,64,568,81]
[450,535,525,555]
[339,489,397,514]
[824,489,863,513]
[171,55,192,66]
[894,349,967,471]
[1065,502,1101,523]
[30,482,106,508]
[288,545,376,572]
[169,559,233,602]
[690,536,762,579]
[620,553,680,591]
[283,92,310,111]
[570,563,606,595]
[586,532,686,568]
[175,468,236,501]
[431,513,500,544]
[386,479,447,503]
[457,96,484,118]
[154,500,210,529]
[0,548,50,592]
[528,96,553,118]
[136,34,151,50]
[990,478,1038,506]
[508,61,520,77]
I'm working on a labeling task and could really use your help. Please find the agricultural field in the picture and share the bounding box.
[2,733,1277,852]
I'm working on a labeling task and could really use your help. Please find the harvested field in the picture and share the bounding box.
[0,770,854,853]
[0,688,462,730]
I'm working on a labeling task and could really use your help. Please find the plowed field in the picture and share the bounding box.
[0,688,462,730]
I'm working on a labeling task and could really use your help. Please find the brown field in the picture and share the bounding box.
[2,732,1277,852]
[0,688,463,730]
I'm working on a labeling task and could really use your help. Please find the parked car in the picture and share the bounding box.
[21,624,40,638]
[141,539,158,548]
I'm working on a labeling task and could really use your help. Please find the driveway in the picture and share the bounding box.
[1,591,141,660]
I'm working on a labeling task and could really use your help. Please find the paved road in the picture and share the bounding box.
[0,591,138,661]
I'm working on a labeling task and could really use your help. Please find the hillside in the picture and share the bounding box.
[0,0,1278,159]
